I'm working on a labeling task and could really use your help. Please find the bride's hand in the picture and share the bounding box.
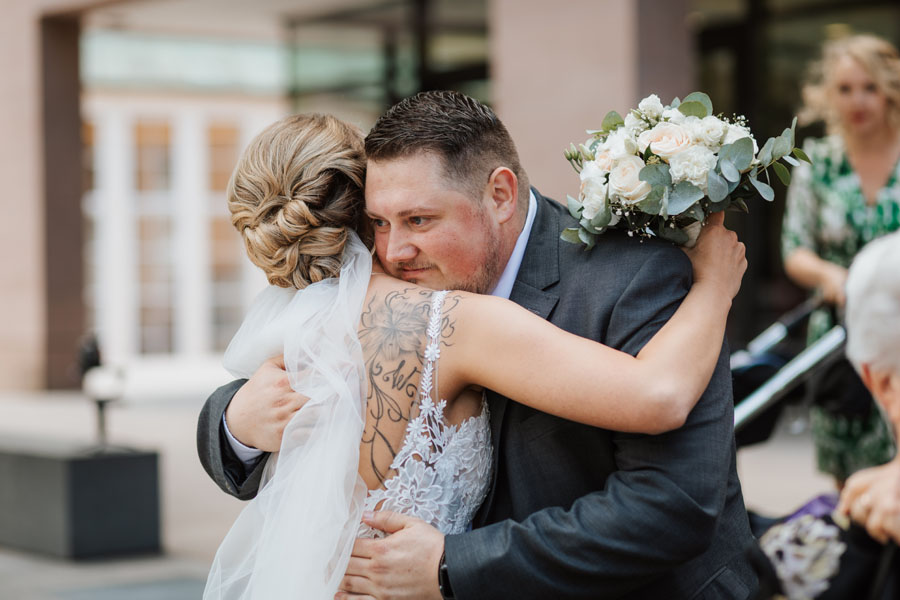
[682,212,747,300]
[225,355,309,452]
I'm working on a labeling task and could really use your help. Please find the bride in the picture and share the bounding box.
[203,113,746,599]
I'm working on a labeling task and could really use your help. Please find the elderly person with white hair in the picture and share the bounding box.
[838,231,900,545]
[750,231,900,600]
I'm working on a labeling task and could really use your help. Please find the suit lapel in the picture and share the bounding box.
[478,190,561,523]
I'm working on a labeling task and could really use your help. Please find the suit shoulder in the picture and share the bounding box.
[534,190,691,280]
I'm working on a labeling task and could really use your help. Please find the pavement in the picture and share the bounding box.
[0,391,834,599]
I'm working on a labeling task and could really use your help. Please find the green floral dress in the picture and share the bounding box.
[782,135,900,481]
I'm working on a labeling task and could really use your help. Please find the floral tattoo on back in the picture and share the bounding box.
[357,288,460,484]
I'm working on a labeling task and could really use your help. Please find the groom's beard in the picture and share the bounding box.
[394,233,504,295]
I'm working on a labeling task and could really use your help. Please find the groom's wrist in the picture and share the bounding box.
[437,551,455,599]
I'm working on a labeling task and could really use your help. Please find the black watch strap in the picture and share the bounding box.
[438,551,455,600]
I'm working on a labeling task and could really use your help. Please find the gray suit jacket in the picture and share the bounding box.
[196,190,757,599]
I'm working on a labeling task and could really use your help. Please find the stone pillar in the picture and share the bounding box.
[490,0,694,202]
[0,4,49,389]
[42,15,85,388]
[0,0,106,390]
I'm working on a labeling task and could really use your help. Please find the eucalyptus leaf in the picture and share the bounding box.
[720,158,740,183]
[678,101,708,118]
[793,147,812,163]
[635,186,665,214]
[682,92,713,116]
[757,137,775,166]
[668,181,705,215]
[560,228,582,245]
[772,129,792,160]
[686,203,706,222]
[578,228,596,249]
[601,110,625,132]
[749,177,775,201]
[707,169,729,202]
[782,155,800,167]
[639,163,672,187]
[670,97,681,107]
[720,137,754,171]
[566,195,583,220]
[590,204,613,229]
[580,217,600,235]
[790,116,798,144]
[657,223,690,245]
[772,161,791,186]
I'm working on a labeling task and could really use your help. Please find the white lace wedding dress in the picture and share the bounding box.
[204,235,492,600]
[358,290,491,539]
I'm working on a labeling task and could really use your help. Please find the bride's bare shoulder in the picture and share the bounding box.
[362,275,513,329]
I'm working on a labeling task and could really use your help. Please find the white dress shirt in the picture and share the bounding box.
[224,191,539,466]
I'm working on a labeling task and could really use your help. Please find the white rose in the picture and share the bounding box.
[696,116,727,148]
[608,155,651,205]
[601,127,638,159]
[668,145,718,192]
[624,112,649,137]
[579,160,609,220]
[662,106,685,124]
[638,122,693,159]
[638,94,664,119]
[723,123,759,153]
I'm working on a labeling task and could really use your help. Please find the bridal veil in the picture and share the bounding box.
[204,232,372,599]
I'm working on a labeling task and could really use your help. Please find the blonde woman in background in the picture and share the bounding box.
[783,34,900,487]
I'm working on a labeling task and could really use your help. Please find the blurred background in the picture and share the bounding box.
[1,0,898,597]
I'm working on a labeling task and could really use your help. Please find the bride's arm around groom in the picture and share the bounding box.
[346,195,756,600]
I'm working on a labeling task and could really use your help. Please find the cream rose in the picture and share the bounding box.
[668,145,717,192]
[608,155,651,205]
[592,149,615,172]
[638,122,693,159]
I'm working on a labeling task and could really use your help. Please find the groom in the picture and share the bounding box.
[197,91,757,598]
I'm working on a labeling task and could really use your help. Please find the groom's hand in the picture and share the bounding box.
[336,511,444,600]
[224,356,308,452]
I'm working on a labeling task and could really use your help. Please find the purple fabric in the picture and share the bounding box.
[786,492,840,521]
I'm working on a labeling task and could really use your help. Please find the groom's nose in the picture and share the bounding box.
[384,231,418,264]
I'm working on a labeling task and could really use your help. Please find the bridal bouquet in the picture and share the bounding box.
[562,92,808,247]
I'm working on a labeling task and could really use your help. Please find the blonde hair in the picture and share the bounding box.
[228,114,367,289]
[799,34,900,133]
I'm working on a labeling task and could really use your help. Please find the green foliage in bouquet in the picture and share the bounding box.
[562,91,810,248]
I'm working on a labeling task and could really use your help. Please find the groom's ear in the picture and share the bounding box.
[485,166,518,225]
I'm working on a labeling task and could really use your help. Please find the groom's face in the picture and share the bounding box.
[365,153,505,293]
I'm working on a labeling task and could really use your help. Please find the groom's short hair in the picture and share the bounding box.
[365,90,529,205]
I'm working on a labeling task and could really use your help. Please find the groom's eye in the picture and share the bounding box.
[371,218,387,228]
[409,216,429,226]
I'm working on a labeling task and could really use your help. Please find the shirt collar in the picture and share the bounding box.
[490,190,537,299]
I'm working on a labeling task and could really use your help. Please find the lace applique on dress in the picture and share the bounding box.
[358,290,492,537]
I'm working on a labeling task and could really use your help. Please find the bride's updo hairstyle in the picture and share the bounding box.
[227,114,367,289]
